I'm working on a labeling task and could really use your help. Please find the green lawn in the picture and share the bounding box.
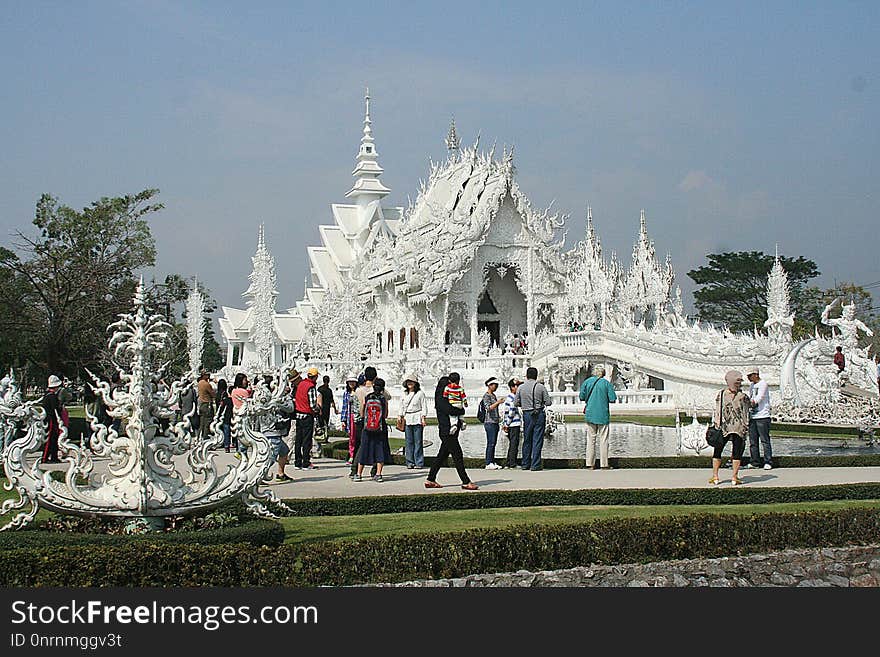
[278,499,880,545]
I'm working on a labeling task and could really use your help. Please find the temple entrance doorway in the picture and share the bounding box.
[477,266,527,348]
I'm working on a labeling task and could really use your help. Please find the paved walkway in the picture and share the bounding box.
[249,455,880,499]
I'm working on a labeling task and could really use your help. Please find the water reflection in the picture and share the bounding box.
[419,422,880,459]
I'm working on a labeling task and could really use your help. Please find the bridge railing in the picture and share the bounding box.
[549,388,675,413]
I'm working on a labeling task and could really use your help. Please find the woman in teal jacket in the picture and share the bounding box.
[579,364,617,469]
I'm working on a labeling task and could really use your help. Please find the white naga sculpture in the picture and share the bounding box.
[0,281,289,532]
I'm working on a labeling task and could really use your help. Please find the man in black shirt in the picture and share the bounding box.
[317,375,337,432]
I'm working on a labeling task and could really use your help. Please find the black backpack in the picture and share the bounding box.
[477,398,487,423]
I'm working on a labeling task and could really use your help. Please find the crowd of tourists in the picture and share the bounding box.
[22,348,875,490]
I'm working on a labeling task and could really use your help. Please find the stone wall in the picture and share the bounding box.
[376,544,880,587]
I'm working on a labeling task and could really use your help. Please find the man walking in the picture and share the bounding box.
[514,367,552,471]
[501,378,522,468]
[256,383,295,482]
[294,367,321,470]
[746,365,773,470]
[579,364,617,469]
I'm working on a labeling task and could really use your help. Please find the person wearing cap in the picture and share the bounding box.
[709,370,751,486]
[746,366,773,470]
[501,378,523,468]
[340,374,359,463]
[293,367,322,470]
[399,374,429,468]
[579,364,617,470]
[481,377,505,469]
[42,375,64,463]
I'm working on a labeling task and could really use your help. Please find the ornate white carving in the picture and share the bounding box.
[0,282,287,531]
[821,298,874,353]
[243,225,278,370]
[185,280,205,375]
[304,283,373,363]
[764,248,794,345]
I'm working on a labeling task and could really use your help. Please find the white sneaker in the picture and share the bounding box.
[763,463,773,470]
[485,463,500,470]
[745,463,759,469]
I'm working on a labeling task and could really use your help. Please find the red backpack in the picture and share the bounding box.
[364,395,385,432]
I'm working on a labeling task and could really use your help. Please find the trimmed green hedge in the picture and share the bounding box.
[0,519,284,549]
[1,507,878,586]
[321,440,880,469]
[281,483,880,517]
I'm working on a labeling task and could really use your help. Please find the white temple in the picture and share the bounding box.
[219,91,878,418]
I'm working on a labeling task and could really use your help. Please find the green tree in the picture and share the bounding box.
[0,190,162,377]
[687,251,820,334]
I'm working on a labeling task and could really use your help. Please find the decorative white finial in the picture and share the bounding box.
[445,117,460,154]
[243,225,278,369]
[364,87,371,134]
[346,86,391,202]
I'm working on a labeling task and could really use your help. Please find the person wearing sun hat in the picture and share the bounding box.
[293,366,321,470]
[481,377,505,469]
[400,373,429,468]
[41,374,64,463]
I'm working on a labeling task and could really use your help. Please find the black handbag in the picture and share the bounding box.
[705,391,726,448]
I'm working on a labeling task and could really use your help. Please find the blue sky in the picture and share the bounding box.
[1,1,877,314]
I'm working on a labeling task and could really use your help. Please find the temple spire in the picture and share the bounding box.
[445,117,460,156]
[586,206,594,242]
[346,86,391,205]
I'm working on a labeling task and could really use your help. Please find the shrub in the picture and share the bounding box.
[280,483,880,516]
[1,507,877,586]
[0,518,284,550]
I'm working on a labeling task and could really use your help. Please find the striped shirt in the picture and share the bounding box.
[502,392,522,428]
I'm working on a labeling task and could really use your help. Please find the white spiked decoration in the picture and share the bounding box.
[0,280,290,531]
[244,224,278,371]
[764,245,794,345]
[185,277,206,375]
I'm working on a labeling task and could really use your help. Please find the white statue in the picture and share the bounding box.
[821,298,873,352]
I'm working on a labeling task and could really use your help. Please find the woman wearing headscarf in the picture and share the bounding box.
[709,370,751,486]
[425,375,478,490]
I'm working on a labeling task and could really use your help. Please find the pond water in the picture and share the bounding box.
[417,422,880,459]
